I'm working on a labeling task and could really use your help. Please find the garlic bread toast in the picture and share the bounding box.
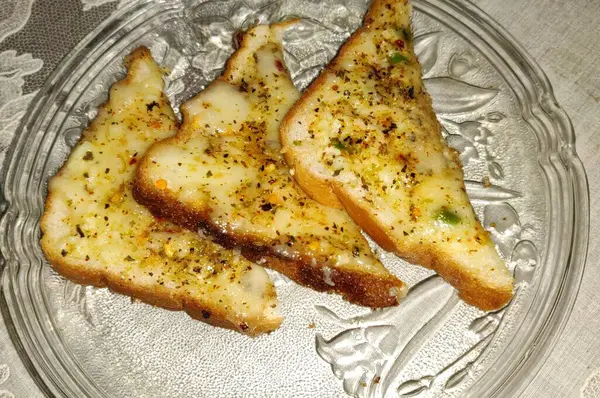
[40,47,281,335]
[134,25,407,307]
[279,0,514,310]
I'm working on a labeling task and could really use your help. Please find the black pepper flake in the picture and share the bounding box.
[105,203,110,209]
[382,122,397,135]
[83,151,93,161]
[352,246,360,257]
[407,87,415,99]
[83,172,89,178]
[146,101,159,112]
[206,170,213,177]
[124,255,135,261]
[401,27,412,42]
[76,225,85,238]
[61,249,68,257]
[261,203,273,211]
[202,310,211,319]
[105,168,110,174]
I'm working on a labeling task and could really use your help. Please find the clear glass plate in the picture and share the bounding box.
[0,0,589,397]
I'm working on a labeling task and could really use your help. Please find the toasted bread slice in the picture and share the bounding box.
[40,47,281,336]
[134,24,407,307]
[280,0,514,310]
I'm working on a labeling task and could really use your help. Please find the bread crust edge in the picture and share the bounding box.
[132,173,405,308]
[41,233,282,336]
[334,185,513,311]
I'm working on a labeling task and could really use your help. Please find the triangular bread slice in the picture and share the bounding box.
[134,24,407,307]
[280,0,513,310]
[40,47,281,335]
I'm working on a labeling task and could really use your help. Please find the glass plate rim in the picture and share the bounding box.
[424,1,590,396]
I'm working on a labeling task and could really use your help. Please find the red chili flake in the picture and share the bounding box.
[129,158,137,165]
[331,84,339,91]
[275,60,285,72]
[395,39,405,49]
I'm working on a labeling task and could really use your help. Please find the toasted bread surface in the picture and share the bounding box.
[134,25,406,308]
[40,47,281,336]
[280,0,513,310]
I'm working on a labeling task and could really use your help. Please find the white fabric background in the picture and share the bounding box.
[0,0,598,396]
[472,1,600,397]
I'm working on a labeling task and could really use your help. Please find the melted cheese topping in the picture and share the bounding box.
[41,49,280,332]
[288,0,510,285]
[143,34,392,277]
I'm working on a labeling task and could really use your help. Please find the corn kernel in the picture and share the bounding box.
[110,191,124,204]
[136,231,149,244]
[163,242,175,257]
[155,179,167,189]
[268,193,281,205]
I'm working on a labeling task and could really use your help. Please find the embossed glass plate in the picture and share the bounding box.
[0,0,589,397]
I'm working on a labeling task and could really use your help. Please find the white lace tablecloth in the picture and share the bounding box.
[0,0,599,396]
